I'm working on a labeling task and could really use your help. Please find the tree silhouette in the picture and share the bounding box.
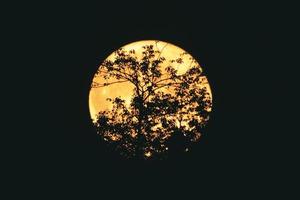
[92,44,212,159]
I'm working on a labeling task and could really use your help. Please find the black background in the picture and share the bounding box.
[7,0,291,198]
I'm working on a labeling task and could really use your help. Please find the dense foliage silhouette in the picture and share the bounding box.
[92,44,212,159]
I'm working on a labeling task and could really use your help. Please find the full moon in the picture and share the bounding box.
[89,40,212,159]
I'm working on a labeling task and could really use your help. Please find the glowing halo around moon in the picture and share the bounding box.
[88,40,213,159]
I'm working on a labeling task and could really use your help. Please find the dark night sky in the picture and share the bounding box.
[7,0,288,197]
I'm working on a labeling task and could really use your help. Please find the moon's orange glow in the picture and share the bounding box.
[88,40,213,159]
[89,40,212,122]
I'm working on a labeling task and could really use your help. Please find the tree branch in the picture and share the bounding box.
[92,80,129,88]
[154,77,174,85]
[156,42,168,60]
[143,82,180,101]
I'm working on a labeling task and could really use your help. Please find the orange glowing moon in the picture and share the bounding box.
[89,40,212,122]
